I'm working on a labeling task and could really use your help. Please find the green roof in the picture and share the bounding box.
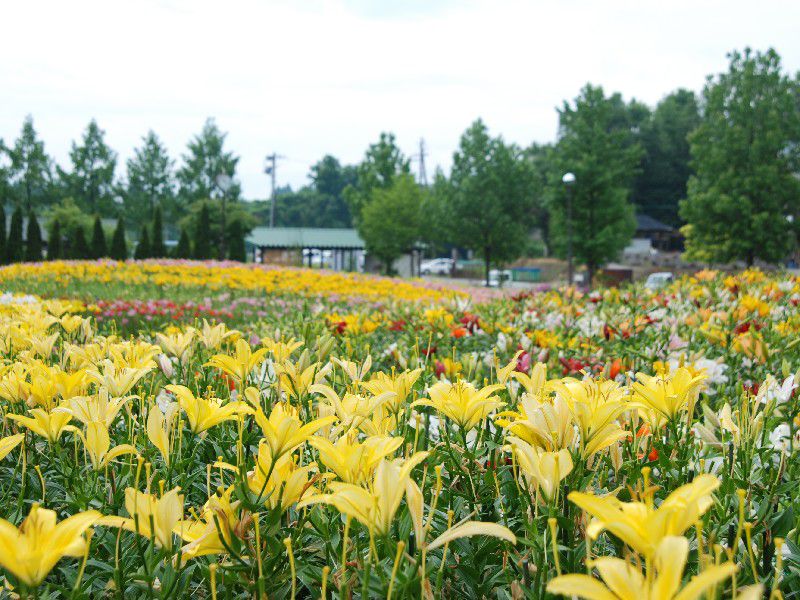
[247,227,364,249]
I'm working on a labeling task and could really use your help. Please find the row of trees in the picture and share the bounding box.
[350,47,799,281]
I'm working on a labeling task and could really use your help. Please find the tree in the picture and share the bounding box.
[227,219,247,262]
[0,205,6,264]
[70,224,90,259]
[632,90,700,227]
[8,116,53,212]
[46,199,92,242]
[344,133,410,225]
[174,228,192,259]
[192,202,212,260]
[6,206,24,263]
[445,120,536,285]
[110,218,127,260]
[360,174,422,274]
[47,219,62,260]
[549,85,642,284]
[59,120,117,216]
[151,206,166,258]
[24,211,43,262]
[90,215,107,259]
[680,48,800,265]
[125,131,175,228]
[134,226,151,260]
[177,119,240,205]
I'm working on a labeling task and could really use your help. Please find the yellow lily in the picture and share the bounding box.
[547,536,743,600]
[263,337,303,362]
[310,383,396,435]
[99,486,184,549]
[177,487,242,560]
[247,447,320,509]
[166,384,251,435]
[331,355,372,383]
[86,359,153,397]
[156,329,196,362]
[510,361,549,397]
[299,452,429,537]
[276,360,328,399]
[253,402,337,462]
[360,368,422,412]
[77,420,138,470]
[8,408,75,443]
[495,350,523,384]
[0,503,100,587]
[632,368,707,427]
[508,437,573,503]
[0,364,31,404]
[568,473,720,559]
[53,367,89,400]
[206,338,269,388]
[65,388,134,428]
[0,433,25,461]
[496,394,575,451]
[147,402,180,466]
[309,434,403,484]
[412,380,505,431]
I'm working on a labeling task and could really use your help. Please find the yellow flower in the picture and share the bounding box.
[632,368,707,426]
[147,402,180,466]
[156,329,196,362]
[360,368,422,412]
[86,359,152,397]
[8,408,75,443]
[263,337,303,363]
[0,504,100,587]
[65,389,134,428]
[413,380,505,431]
[310,434,403,484]
[496,394,575,451]
[166,384,250,435]
[547,536,741,600]
[0,433,25,461]
[206,339,269,389]
[276,360,329,399]
[247,448,319,509]
[507,437,573,502]
[76,420,137,470]
[253,402,337,462]
[568,474,720,559]
[299,452,429,537]
[177,487,242,560]
[99,487,184,549]
[311,383,396,435]
[197,320,240,350]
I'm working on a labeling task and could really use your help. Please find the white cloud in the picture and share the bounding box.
[1,0,798,199]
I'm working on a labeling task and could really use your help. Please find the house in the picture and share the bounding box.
[634,214,682,252]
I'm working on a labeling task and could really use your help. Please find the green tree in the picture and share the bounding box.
[445,120,535,285]
[70,224,90,259]
[110,218,127,260]
[177,119,240,205]
[46,199,92,241]
[24,211,43,262]
[125,131,175,228]
[151,206,166,258]
[0,205,6,264]
[47,219,62,260]
[6,206,24,263]
[182,200,255,261]
[360,174,422,274]
[8,116,54,212]
[90,215,107,258]
[680,48,800,265]
[174,228,192,259]
[192,202,212,260]
[134,226,151,260]
[549,85,642,284]
[344,133,410,225]
[59,120,117,216]
[632,90,700,227]
[227,218,247,262]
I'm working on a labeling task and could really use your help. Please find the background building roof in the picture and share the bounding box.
[247,227,364,249]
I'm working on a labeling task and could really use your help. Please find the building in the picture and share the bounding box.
[634,214,682,252]
[247,227,365,271]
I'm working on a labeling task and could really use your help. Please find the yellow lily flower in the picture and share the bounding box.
[510,361,549,397]
[8,408,75,443]
[197,319,240,350]
[547,536,742,600]
[26,370,60,410]
[632,367,707,426]
[508,437,573,502]
[156,329,196,363]
[331,355,373,383]
[568,473,720,559]
[276,360,329,399]
[86,359,153,397]
[247,447,320,509]
[310,383,396,435]
[263,337,303,363]
[166,384,251,435]
[77,420,138,470]
[495,350,523,384]
[53,367,89,400]
[206,338,269,388]
[496,394,575,451]
[309,434,403,484]
[106,339,161,370]
[65,388,134,428]
[177,487,242,560]
[299,452,429,537]
[412,380,505,431]
[253,402,337,462]
[0,433,25,461]
[99,486,184,549]
[147,402,180,466]
[360,367,422,412]
[0,364,31,404]
[0,503,100,587]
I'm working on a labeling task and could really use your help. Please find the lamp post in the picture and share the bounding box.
[562,172,576,286]
[215,174,232,259]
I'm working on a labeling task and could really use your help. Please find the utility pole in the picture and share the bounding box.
[264,153,284,228]
[417,138,428,186]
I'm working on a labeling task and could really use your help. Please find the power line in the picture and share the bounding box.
[264,153,285,228]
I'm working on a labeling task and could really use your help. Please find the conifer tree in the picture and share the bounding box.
[0,205,6,264]
[193,202,212,260]
[6,206,24,263]
[174,228,192,259]
[24,211,43,262]
[90,215,107,258]
[70,225,90,259]
[48,220,62,260]
[151,205,166,257]
[227,219,247,262]
[110,218,128,260]
[134,225,151,260]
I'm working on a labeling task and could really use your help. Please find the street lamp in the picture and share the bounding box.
[216,174,233,259]
[562,172,576,286]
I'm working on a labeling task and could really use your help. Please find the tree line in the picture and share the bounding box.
[0,47,797,275]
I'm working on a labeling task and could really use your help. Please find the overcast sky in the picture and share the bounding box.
[2,0,799,200]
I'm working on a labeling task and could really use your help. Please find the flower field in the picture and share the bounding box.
[0,261,797,599]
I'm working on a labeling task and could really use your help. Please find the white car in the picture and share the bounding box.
[420,258,454,276]
[645,272,674,290]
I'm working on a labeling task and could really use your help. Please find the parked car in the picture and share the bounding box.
[420,258,454,276]
[644,271,674,289]
[488,269,513,287]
